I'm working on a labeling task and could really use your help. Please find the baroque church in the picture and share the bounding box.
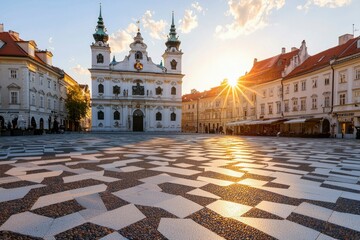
[90,7,183,132]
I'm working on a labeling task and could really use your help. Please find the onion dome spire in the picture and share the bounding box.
[165,11,181,50]
[93,4,109,43]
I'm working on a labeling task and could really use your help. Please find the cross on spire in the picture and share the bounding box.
[136,20,140,32]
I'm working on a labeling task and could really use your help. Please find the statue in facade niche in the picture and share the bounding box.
[132,83,144,95]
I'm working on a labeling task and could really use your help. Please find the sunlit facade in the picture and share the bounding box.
[182,83,241,134]
[183,34,360,138]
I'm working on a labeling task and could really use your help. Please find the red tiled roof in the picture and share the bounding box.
[0,32,53,70]
[285,36,360,79]
[337,36,360,59]
[182,85,232,102]
[242,49,299,85]
[0,32,28,57]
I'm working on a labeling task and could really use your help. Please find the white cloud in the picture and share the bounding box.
[297,0,351,10]
[191,2,204,13]
[215,0,285,39]
[108,23,137,53]
[141,11,167,40]
[47,36,55,51]
[179,10,199,34]
[72,64,90,75]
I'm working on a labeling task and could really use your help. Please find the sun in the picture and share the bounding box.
[227,78,238,87]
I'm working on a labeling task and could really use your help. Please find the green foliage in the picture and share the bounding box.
[65,86,89,123]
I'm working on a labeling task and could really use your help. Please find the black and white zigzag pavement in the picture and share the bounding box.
[0,133,359,239]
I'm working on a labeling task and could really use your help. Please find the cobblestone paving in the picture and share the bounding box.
[0,133,360,239]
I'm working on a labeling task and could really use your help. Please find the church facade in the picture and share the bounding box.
[90,8,183,132]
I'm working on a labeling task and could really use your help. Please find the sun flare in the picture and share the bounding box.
[227,78,238,87]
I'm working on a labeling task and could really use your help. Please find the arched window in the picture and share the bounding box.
[98,84,104,94]
[171,59,177,70]
[156,112,162,121]
[97,54,104,63]
[156,87,163,95]
[113,85,120,95]
[98,111,104,120]
[114,110,120,120]
[135,51,143,60]
[171,112,176,121]
[171,86,176,95]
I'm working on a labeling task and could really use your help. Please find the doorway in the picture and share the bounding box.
[31,117,37,129]
[133,109,144,132]
[40,118,44,129]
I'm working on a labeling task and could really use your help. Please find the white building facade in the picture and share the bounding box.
[0,24,74,132]
[221,34,360,138]
[90,9,183,132]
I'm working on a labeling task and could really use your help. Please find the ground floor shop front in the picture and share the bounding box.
[227,117,332,138]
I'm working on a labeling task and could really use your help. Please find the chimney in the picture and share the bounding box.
[291,47,297,51]
[36,50,53,65]
[338,34,354,45]
[9,30,20,39]
[253,58,257,65]
[0,23,3,32]
[281,47,286,54]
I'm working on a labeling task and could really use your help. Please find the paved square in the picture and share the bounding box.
[0,133,360,239]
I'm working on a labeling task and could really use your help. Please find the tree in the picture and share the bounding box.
[65,86,89,131]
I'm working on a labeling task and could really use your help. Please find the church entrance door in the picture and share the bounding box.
[133,109,144,132]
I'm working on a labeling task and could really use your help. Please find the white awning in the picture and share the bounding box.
[226,120,251,126]
[261,119,283,124]
[246,120,265,125]
[283,118,307,124]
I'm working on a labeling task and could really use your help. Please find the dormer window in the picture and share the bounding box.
[0,40,4,48]
[170,59,177,70]
[135,51,143,60]
[97,54,104,63]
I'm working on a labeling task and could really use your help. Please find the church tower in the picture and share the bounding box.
[91,4,110,69]
[162,12,183,74]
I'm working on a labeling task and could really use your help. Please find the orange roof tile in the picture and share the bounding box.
[0,31,61,73]
[242,49,299,85]
[285,36,360,79]
[182,85,232,102]
[0,32,28,57]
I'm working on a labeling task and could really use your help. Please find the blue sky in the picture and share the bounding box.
[1,0,359,94]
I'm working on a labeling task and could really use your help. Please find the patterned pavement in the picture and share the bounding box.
[0,133,359,240]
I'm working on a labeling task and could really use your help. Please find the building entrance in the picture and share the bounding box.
[133,109,144,131]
